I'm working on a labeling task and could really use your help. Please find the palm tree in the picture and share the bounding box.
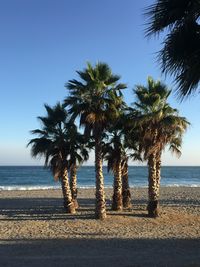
[121,140,142,209]
[134,77,189,217]
[66,122,89,208]
[144,0,200,98]
[104,130,140,210]
[64,62,127,219]
[120,109,143,209]
[154,118,188,200]
[27,103,76,214]
[103,130,123,211]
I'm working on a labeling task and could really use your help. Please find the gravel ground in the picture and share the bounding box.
[0,187,199,266]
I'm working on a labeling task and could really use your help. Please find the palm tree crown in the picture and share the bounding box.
[134,77,188,158]
[145,0,200,98]
[28,103,70,179]
[65,62,127,134]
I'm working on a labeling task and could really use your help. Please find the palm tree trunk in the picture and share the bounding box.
[147,152,159,217]
[112,160,123,211]
[61,167,76,214]
[95,130,106,220]
[156,151,162,202]
[70,163,79,209]
[122,161,132,209]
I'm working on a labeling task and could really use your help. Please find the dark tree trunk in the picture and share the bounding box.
[61,168,76,214]
[156,151,162,203]
[95,128,106,220]
[70,163,79,209]
[122,160,132,209]
[147,152,159,217]
[112,160,123,211]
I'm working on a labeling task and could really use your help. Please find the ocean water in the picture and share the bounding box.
[0,166,199,191]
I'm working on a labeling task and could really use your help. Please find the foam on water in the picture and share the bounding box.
[166,184,200,188]
[0,184,199,191]
[0,185,61,191]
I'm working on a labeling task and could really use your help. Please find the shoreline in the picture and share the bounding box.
[0,187,200,266]
[0,184,200,191]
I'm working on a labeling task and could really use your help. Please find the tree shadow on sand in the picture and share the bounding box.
[0,198,96,221]
[0,196,199,221]
[0,197,148,221]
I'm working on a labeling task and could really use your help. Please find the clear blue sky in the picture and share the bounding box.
[0,0,199,166]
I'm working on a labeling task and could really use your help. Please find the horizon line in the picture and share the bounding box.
[0,165,199,167]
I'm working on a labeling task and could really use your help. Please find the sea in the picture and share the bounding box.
[0,166,199,191]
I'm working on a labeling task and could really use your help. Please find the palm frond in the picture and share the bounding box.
[144,0,200,98]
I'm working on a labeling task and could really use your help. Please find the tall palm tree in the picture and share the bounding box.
[144,0,200,98]
[27,103,76,214]
[134,77,189,217]
[64,62,127,219]
[66,122,89,208]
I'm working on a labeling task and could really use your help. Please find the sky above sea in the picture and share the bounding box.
[0,0,199,166]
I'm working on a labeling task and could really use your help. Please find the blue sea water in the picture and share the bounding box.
[0,166,199,190]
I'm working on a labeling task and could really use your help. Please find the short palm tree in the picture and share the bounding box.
[144,0,200,98]
[103,116,138,210]
[66,122,89,208]
[27,103,76,214]
[134,77,189,217]
[103,130,124,211]
[120,109,143,209]
[121,137,142,209]
[64,62,127,219]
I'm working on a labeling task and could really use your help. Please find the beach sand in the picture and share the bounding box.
[0,187,199,266]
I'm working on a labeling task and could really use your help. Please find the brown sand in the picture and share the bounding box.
[0,187,199,266]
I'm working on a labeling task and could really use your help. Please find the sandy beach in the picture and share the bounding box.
[0,187,199,266]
